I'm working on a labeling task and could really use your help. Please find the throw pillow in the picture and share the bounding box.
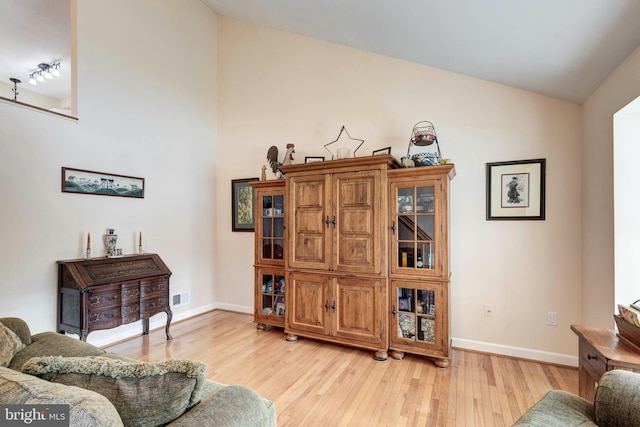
[22,356,206,427]
[0,366,123,427]
[0,322,26,367]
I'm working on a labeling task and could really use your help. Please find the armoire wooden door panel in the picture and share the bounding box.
[389,177,443,277]
[251,179,287,330]
[387,164,455,367]
[390,280,444,354]
[288,175,332,270]
[333,170,381,274]
[288,272,330,336]
[332,277,383,344]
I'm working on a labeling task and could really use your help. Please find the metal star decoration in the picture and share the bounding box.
[324,126,365,159]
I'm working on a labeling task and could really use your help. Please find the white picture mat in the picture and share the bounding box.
[489,162,542,217]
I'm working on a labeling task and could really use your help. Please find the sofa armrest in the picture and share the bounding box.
[512,390,595,426]
[0,318,32,346]
[594,369,640,426]
[166,384,276,427]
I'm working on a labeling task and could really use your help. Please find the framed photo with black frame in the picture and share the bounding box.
[486,158,546,220]
[231,177,258,231]
[372,147,391,156]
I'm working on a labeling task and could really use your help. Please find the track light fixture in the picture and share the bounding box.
[28,62,61,86]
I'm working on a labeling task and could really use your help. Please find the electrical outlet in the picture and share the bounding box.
[546,311,558,326]
[484,304,494,317]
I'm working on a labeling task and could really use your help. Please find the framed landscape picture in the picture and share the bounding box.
[61,167,144,198]
[486,158,546,220]
[231,178,258,231]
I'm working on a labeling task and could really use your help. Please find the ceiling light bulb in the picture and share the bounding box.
[29,77,37,85]
[52,68,60,77]
[45,71,53,79]
[36,74,44,82]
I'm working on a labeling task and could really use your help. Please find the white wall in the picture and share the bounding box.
[216,17,583,363]
[582,45,640,329]
[0,0,218,347]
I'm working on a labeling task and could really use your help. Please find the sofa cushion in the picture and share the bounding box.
[166,384,276,427]
[0,322,25,367]
[8,332,105,371]
[23,356,207,427]
[0,366,123,427]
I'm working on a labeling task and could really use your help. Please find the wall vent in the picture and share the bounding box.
[172,291,191,307]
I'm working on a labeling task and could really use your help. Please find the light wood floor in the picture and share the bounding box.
[104,310,578,427]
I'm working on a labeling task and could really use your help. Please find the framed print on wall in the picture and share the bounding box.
[232,178,258,231]
[61,167,144,198]
[486,158,546,220]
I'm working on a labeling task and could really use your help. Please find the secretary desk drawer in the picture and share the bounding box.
[121,282,141,302]
[140,277,169,298]
[88,307,122,329]
[122,303,141,324]
[141,297,168,317]
[88,288,121,311]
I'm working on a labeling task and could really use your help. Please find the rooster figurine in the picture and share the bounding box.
[267,143,295,179]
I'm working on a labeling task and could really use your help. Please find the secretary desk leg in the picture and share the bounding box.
[165,308,173,340]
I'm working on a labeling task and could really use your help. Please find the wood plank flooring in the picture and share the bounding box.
[104,310,578,427]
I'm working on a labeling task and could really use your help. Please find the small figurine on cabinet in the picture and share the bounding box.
[266,143,295,179]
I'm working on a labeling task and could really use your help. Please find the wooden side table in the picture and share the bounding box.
[571,324,640,401]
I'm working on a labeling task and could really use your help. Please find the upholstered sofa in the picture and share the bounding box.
[513,369,640,426]
[0,317,276,426]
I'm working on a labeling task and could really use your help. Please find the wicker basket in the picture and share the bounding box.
[407,121,441,167]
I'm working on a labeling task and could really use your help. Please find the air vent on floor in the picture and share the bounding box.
[172,291,191,307]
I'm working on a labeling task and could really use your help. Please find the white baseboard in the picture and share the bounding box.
[452,337,578,367]
[213,302,253,315]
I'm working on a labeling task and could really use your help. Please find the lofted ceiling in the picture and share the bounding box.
[0,0,71,100]
[202,0,640,104]
[2,1,639,105]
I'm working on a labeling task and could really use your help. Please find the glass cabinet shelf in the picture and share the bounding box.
[260,272,285,318]
[260,194,285,261]
[251,180,286,331]
[396,287,436,344]
[393,183,438,274]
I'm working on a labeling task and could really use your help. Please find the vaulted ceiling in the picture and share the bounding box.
[202,0,640,104]
[3,1,639,105]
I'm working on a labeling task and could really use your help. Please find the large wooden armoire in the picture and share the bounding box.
[251,155,455,366]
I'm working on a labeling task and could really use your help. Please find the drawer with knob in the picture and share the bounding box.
[88,287,122,311]
[580,339,606,380]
